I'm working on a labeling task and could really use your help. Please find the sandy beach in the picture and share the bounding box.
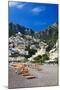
[8,64,58,89]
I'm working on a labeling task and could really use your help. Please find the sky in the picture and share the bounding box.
[8,1,58,31]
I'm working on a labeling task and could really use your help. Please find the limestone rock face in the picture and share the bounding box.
[49,40,58,61]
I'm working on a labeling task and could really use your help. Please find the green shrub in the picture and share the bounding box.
[10,52,19,57]
[29,49,37,55]
[25,49,37,58]
[48,61,58,64]
[42,54,49,60]
[34,55,42,60]
[22,58,28,63]
[33,54,49,64]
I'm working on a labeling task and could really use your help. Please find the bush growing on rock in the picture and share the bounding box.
[32,54,49,63]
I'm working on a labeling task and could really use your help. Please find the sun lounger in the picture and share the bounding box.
[22,73,30,76]
[25,76,36,79]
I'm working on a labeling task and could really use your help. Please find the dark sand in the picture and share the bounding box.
[8,64,58,89]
